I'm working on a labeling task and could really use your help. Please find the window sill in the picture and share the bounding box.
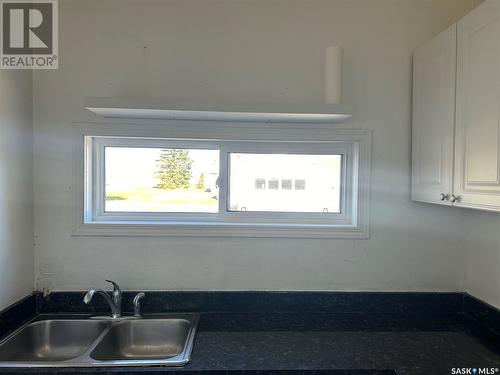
[73,221,369,239]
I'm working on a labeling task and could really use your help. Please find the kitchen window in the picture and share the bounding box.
[74,122,370,238]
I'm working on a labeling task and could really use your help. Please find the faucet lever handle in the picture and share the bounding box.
[105,279,122,307]
[133,292,146,317]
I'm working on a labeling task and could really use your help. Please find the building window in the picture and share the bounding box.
[295,179,306,190]
[75,123,371,238]
[254,178,266,190]
[268,179,280,190]
[282,179,293,190]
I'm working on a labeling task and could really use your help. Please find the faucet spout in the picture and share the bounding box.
[83,289,121,318]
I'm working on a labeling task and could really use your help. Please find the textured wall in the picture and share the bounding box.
[0,70,34,309]
[33,0,473,292]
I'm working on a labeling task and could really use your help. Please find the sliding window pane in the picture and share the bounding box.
[229,153,342,213]
[105,147,219,213]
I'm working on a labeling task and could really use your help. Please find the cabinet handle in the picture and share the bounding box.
[439,193,448,201]
[450,194,460,203]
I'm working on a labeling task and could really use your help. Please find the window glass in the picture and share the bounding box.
[229,153,342,213]
[105,147,219,213]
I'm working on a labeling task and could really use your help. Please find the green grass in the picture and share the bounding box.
[105,187,217,211]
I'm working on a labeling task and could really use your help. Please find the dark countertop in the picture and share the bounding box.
[1,312,499,375]
[192,312,500,375]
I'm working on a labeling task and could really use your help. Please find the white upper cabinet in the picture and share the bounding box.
[412,24,457,205]
[411,0,500,212]
[454,0,500,211]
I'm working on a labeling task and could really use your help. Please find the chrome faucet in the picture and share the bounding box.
[83,279,122,318]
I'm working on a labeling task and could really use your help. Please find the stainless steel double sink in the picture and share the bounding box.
[0,314,199,367]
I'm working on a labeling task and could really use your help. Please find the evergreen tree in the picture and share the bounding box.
[195,173,205,190]
[155,149,193,190]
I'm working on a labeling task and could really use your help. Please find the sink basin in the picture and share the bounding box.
[0,320,109,362]
[90,319,191,361]
[0,314,199,367]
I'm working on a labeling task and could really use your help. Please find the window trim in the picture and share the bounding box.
[73,121,371,239]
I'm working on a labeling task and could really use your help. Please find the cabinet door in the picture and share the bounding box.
[454,0,500,211]
[411,25,456,205]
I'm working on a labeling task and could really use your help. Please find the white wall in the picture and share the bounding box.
[458,0,500,312]
[464,211,500,309]
[33,0,474,292]
[0,70,34,310]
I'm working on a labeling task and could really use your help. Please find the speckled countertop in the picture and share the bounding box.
[1,312,499,375]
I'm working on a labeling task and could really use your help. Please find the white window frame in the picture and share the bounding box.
[73,120,371,238]
[88,137,221,223]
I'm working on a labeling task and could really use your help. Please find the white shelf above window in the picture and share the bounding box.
[84,97,352,124]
